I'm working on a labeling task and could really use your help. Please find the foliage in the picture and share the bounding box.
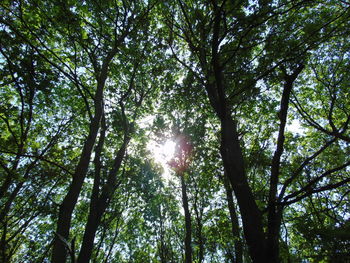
[0,0,349,262]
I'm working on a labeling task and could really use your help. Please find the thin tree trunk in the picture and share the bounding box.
[192,183,204,263]
[78,60,138,262]
[77,139,128,263]
[266,65,304,263]
[223,175,243,263]
[180,175,192,263]
[158,205,167,263]
[52,48,118,263]
[51,114,102,263]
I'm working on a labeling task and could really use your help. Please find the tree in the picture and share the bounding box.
[169,132,194,263]
[160,0,350,262]
[1,0,349,262]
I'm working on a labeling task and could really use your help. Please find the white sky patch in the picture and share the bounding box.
[147,139,176,182]
[138,115,155,128]
[176,74,185,84]
[286,119,304,134]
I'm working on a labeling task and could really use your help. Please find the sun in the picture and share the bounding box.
[160,140,176,161]
[147,139,176,180]
[148,139,176,164]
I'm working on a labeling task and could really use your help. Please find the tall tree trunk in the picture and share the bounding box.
[223,175,243,263]
[207,35,266,261]
[197,224,204,263]
[77,139,128,263]
[51,115,101,263]
[204,71,267,263]
[75,115,105,263]
[220,116,266,263]
[266,65,304,263]
[192,181,204,263]
[158,205,167,263]
[194,210,204,263]
[52,48,118,263]
[180,175,192,263]
[176,2,306,261]
[204,5,267,261]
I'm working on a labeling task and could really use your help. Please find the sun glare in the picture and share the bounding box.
[161,140,176,161]
[147,139,176,181]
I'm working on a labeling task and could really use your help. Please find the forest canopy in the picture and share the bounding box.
[0,0,349,262]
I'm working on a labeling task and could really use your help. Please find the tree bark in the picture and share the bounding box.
[52,48,118,263]
[206,8,266,259]
[77,138,128,263]
[51,115,101,263]
[223,175,243,263]
[266,65,304,263]
[180,175,192,263]
[220,117,266,263]
[208,13,266,258]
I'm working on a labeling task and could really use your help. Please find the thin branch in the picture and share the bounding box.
[278,138,336,202]
[282,160,350,204]
[283,177,350,205]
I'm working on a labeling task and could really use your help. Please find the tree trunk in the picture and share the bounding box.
[203,5,267,260]
[195,215,204,263]
[51,113,102,263]
[266,64,304,263]
[205,55,267,261]
[266,209,283,263]
[77,140,128,263]
[180,175,192,263]
[204,73,267,263]
[220,116,266,263]
[52,48,118,263]
[158,205,167,263]
[223,175,243,263]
